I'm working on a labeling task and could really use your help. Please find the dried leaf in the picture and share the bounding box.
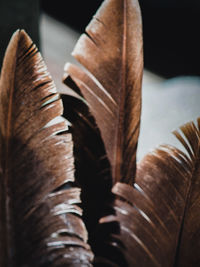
[0,30,93,266]
[63,0,143,185]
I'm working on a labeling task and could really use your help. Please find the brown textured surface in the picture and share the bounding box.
[103,119,200,266]
[62,86,113,242]
[0,30,93,266]
[64,0,143,185]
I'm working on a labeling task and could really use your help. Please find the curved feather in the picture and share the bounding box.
[0,30,93,266]
[63,0,143,184]
[62,77,114,256]
[97,119,200,266]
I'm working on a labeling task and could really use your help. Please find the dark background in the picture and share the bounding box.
[0,0,40,68]
[0,0,200,79]
[41,0,200,78]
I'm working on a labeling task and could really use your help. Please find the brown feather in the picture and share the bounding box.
[63,0,143,185]
[61,78,114,256]
[0,30,93,266]
[97,119,200,266]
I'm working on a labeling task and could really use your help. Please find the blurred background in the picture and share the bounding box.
[0,0,200,160]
